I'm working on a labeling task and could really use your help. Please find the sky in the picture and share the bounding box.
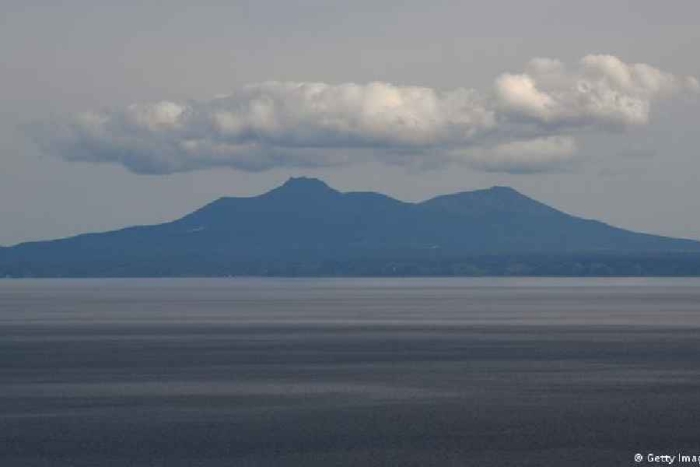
[1,0,700,246]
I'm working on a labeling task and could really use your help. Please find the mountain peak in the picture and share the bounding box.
[421,184,557,217]
[481,185,531,200]
[282,176,332,190]
[487,185,519,194]
[265,176,340,199]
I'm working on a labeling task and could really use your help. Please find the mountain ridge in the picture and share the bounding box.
[2,177,700,277]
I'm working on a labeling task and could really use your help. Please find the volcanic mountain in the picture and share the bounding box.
[2,177,699,276]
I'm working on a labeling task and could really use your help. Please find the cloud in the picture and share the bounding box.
[28,55,697,174]
[494,54,698,127]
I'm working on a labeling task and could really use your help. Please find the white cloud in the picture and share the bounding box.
[29,55,697,174]
[207,82,494,148]
[494,74,557,121]
[494,54,698,128]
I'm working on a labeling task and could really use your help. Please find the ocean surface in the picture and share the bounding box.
[2,278,700,466]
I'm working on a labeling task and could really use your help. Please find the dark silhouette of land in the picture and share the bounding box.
[2,177,700,277]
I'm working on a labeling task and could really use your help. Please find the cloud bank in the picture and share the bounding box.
[30,55,698,174]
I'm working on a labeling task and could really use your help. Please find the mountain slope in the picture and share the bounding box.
[418,186,699,254]
[2,177,699,277]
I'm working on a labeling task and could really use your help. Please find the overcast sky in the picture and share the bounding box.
[1,0,699,246]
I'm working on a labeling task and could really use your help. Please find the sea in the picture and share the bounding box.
[2,278,700,467]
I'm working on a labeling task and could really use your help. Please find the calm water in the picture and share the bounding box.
[2,278,700,466]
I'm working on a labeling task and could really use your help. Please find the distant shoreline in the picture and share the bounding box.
[4,252,700,278]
